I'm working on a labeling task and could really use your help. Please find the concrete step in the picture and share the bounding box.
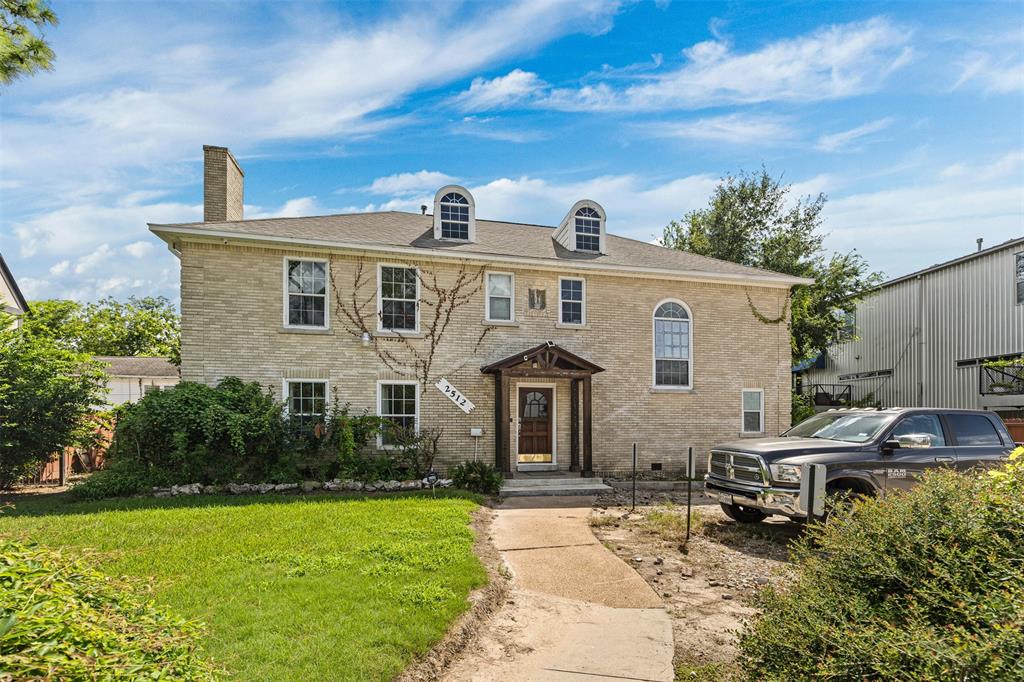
[501,476,612,496]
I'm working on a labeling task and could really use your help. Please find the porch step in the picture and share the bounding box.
[500,476,612,497]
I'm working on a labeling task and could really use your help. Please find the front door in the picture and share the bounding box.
[518,387,553,464]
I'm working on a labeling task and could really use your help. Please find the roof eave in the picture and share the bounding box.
[149,224,812,289]
[0,253,30,313]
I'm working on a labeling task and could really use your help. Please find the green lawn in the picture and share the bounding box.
[0,492,486,681]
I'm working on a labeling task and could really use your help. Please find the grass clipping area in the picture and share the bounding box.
[1,538,217,681]
[0,493,485,681]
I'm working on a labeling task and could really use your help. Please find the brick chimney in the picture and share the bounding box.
[203,145,244,222]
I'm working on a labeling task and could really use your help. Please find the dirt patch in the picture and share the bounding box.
[397,505,511,682]
[591,488,801,678]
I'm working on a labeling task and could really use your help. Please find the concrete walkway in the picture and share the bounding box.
[444,497,674,682]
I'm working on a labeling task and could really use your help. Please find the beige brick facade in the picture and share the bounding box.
[178,239,793,477]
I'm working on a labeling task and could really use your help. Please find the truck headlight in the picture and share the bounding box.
[770,464,801,483]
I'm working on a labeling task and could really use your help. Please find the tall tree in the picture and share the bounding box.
[22,296,181,365]
[663,169,882,361]
[0,0,57,85]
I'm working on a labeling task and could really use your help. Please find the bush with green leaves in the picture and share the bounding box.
[0,314,106,488]
[738,447,1024,681]
[0,538,218,680]
[451,460,503,495]
[790,390,815,425]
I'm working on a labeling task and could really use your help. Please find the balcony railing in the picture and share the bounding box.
[801,383,853,407]
[980,364,1024,396]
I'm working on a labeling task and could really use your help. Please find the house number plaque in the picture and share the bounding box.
[436,377,475,414]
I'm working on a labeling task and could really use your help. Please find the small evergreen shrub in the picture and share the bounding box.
[0,539,218,680]
[451,461,503,495]
[69,457,172,501]
[738,447,1024,681]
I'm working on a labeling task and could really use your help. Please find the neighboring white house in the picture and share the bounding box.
[95,356,180,405]
[1,252,29,327]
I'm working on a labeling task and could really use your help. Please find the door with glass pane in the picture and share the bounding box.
[517,387,553,464]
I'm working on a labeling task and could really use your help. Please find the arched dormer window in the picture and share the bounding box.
[653,300,691,388]
[574,207,601,252]
[432,185,475,242]
[556,200,606,254]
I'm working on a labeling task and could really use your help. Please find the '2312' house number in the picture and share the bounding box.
[435,378,475,414]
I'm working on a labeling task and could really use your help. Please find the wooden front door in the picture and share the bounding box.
[518,387,553,463]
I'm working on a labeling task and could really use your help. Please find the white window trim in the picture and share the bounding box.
[376,379,420,449]
[558,276,586,326]
[485,271,515,323]
[741,388,765,434]
[432,185,476,242]
[573,208,602,253]
[282,378,329,419]
[282,257,330,330]
[376,262,420,334]
[555,199,607,254]
[651,298,693,390]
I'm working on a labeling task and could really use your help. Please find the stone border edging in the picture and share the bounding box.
[152,478,454,497]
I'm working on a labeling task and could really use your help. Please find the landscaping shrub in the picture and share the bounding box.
[0,314,106,488]
[737,447,1024,681]
[790,390,815,425]
[69,457,172,501]
[451,460,503,495]
[0,538,217,680]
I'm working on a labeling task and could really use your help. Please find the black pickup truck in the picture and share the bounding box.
[704,408,1017,523]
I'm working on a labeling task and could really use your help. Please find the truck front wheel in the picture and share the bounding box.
[720,502,768,524]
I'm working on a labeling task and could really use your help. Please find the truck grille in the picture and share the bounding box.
[709,451,766,485]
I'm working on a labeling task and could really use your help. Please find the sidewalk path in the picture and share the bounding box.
[444,497,675,682]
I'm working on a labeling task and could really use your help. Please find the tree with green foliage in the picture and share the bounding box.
[663,169,882,361]
[0,0,57,85]
[0,312,106,488]
[23,296,181,365]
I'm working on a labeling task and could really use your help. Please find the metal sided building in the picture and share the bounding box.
[798,237,1024,418]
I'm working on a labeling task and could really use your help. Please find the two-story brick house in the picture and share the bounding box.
[150,146,808,479]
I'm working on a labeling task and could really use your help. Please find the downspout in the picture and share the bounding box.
[916,275,924,406]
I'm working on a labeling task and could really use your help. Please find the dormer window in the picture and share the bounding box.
[433,185,476,242]
[575,207,601,252]
[440,192,469,240]
[555,200,606,254]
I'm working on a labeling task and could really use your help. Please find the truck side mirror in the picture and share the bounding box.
[882,438,901,453]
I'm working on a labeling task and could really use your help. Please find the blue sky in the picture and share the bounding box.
[1,0,1022,303]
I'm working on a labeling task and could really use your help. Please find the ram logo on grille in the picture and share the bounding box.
[710,451,765,485]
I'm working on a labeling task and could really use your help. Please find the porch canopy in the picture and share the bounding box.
[481,341,605,478]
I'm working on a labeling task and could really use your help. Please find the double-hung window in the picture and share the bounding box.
[378,381,418,447]
[379,265,418,331]
[286,380,327,424]
[559,277,585,325]
[742,389,764,434]
[653,301,690,387]
[486,272,514,322]
[285,259,328,328]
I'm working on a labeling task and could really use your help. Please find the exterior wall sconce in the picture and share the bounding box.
[362,331,371,347]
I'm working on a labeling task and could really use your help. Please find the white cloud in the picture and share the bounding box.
[123,241,154,258]
[368,171,457,196]
[646,114,794,145]
[74,244,115,275]
[815,117,894,152]
[460,16,913,112]
[952,52,1024,94]
[247,197,326,220]
[940,151,1024,181]
[49,260,70,276]
[452,69,548,111]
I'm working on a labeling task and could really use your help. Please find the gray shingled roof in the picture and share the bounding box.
[94,356,179,378]
[151,210,809,286]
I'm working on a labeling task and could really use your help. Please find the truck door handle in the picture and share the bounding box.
[934,456,955,463]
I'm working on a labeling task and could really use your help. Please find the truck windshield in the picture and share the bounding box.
[783,413,895,443]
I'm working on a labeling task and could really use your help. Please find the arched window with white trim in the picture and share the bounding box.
[653,300,691,388]
[432,185,476,242]
[574,207,601,252]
